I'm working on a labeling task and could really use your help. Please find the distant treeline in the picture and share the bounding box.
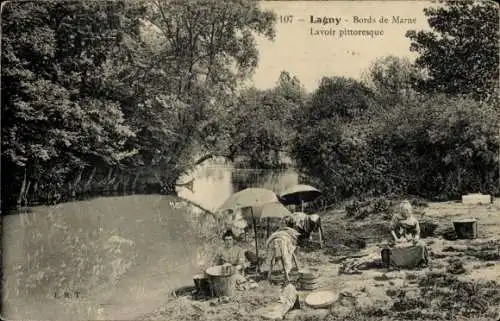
[2,0,499,213]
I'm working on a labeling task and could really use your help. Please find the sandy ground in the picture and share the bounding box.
[141,199,500,321]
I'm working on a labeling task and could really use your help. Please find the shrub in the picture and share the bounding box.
[292,94,499,205]
[345,197,394,220]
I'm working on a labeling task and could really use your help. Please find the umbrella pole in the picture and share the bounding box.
[301,199,304,212]
[266,218,270,238]
[251,207,260,273]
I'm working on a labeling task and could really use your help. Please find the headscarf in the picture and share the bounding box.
[392,200,417,228]
[399,200,413,217]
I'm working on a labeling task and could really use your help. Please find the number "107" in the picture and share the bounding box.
[280,15,294,23]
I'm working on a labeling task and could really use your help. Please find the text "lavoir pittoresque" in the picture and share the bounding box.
[309,14,384,38]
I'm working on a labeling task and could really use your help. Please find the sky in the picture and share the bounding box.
[250,1,433,92]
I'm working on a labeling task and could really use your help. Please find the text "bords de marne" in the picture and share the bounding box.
[353,16,417,24]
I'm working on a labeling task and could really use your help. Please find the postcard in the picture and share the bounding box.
[2,1,498,320]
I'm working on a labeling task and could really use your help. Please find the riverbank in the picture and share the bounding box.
[141,199,500,321]
[3,196,499,321]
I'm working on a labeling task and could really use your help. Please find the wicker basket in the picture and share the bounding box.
[305,291,337,308]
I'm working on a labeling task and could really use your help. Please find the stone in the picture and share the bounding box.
[329,306,351,319]
[462,193,491,205]
[306,308,329,320]
[284,309,305,320]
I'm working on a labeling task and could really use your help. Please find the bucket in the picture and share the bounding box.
[299,268,320,290]
[381,248,391,267]
[193,273,211,296]
[453,219,478,239]
[206,265,236,297]
[269,270,299,284]
[300,280,320,291]
[299,268,319,280]
[269,271,285,283]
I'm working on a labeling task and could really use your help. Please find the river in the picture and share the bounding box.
[176,157,298,212]
[2,160,298,320]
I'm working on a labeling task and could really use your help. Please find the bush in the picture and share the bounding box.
[373,95,500,200]
[345,197,394,220]
[292,94,500,205]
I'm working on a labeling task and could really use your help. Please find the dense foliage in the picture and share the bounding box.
[406,0,499,103]
[1,0,276,211]
[2,1,146,208]
[225,71,306,168]
[293,93,499,203]
[363,55,423,107]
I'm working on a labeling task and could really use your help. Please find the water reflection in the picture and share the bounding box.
[176,158,298,213]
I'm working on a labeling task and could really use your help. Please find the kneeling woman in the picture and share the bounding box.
[384,201,429,268]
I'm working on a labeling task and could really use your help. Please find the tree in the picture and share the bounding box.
[406,0,499,102]
[273,71,308,105]
[274,71,308,142]
[363,55,423,107]
[296,76,376,130]
[1,0,277,209]
[289,76,380,201]
[221,71,306,168]
[119,0,277,177]
[1,1,145,209]
[146,0,275,94]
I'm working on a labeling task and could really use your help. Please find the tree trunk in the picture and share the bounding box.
[32,181,39,205]
[102,167,115,194]
[108,168,118,186]
[132,172,140,192]
[72,168,84,198]
[17,169,27,207]
[84,167,96,193]
[122,174,131,194]
[112,172,121,192]
[104,167,114,186]
[23,180,32,207]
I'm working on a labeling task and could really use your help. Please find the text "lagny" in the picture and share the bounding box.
[310,15,342,25]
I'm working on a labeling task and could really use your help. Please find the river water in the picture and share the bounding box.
[176,157,299,212]
[2,160,298,320]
